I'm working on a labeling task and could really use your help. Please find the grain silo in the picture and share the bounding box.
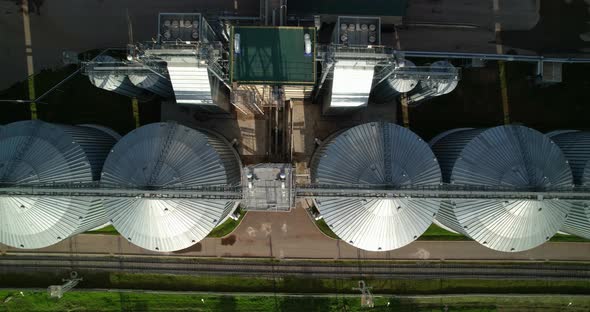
[547,130,590,239]
[88,55,145,98]
[128,72,174,98]
[310,122,442,251]
[0,120,118,249]
[372,59,418,103]
[408,60,458,103]
[101,122,242,252]
[430,126,574,252]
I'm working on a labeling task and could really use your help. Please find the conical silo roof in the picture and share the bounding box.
[129,72,173,98]
[372,60,418,104]
[0,120,117,249]
[547,130,590,186]
[431,125,574,252]
[310,122,442,251]
[422,61,458,96]
[101,122,241,252]
[547,130,590,239]
[385,59,419,94]
[88,55,145,98]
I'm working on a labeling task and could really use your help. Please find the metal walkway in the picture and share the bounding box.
[1,182,590,202]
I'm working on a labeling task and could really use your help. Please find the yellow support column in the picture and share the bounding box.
[498,61,510,125]
[401,93,410,128]
[21,0,37,120]
[132,97,140,128]
[27,76,37,120]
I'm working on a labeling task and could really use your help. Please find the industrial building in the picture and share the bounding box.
[310,122,442,251]
[430,126,574,252]
[100,122,241,252]
[1,121,589,252]
[0,120,118,249]
[80,7,465,118]
[3,4,590,256]
[548,130,590,239]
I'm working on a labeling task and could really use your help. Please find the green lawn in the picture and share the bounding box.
[86,209,245,238]
[418,224,467,241]
[550,233,590,243]
[87,225,119,235]
[5,271,589,296]
[312,212,590,243]
[1,290,589,312]
[314,218,339,240]
[84,222,590,243]
[418,224,590,243]
[207,208,245,238]
[1,271,590,311]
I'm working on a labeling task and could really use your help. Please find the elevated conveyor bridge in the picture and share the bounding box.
[1,183,589,204]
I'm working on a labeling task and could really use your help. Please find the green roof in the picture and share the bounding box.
[289,0,408,16]
[230,26,316,85]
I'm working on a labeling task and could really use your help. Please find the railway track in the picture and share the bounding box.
[1,255,589,281]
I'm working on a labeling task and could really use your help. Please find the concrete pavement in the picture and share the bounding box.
[404,0,540,31]
[2,202,590,261]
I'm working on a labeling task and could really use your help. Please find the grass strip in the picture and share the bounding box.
[1,290,589,312]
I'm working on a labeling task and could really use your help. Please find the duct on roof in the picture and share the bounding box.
[323,60,375,114]
[310,122,442,251]
[0,120,118,249]
[101,122,242,252]
[88,55,146,98]
[547,130,590,239]
[167,62,231,113]
[430,125,574,252]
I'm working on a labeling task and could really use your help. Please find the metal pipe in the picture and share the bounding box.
[399,50,590,63]
[218,16,261,21]
[312,61,334,102]
[265,0,269,26]
[34,68,82,103]
[280,4,287,26]
[274,88,279,157]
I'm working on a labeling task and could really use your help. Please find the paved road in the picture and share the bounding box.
[1,254,589,280]
[2,205,590,261]
[404,0,540,30]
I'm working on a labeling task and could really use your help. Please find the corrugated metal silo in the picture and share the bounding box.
[0,120,118,249]
[101,122,242,252]
[128,72,174,98]
[409,61,458,103]
[547,130,590,239]
[430,125,574,252]
[88,55,145,98]
[310,122,442,251]
[372,59,418,103]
